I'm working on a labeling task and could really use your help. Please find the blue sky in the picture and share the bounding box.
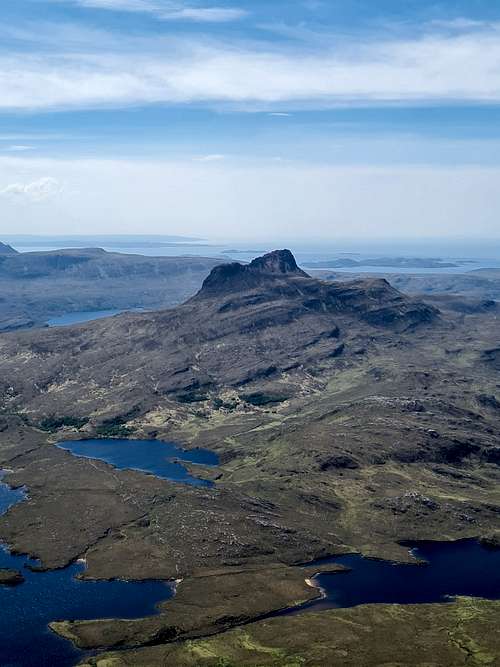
[1,0,500,240]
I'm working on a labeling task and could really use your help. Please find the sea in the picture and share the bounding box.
[3,235,500,274]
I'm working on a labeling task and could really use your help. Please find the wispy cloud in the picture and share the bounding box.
[57,0,248,22]
[2,20,500,111]
[4,145,36,152]
[193,153,225,161]
[427,18,492,31]
[0,176,62,201]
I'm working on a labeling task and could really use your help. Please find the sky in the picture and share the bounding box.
[1,0,500,241]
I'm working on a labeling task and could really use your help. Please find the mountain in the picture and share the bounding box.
[192,248,437,328]
[0,247,221,331]
[0,250,498,664]
[199,248,309,294]
[0,250,438,421]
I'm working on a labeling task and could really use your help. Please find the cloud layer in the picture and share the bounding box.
[2,20,500,111]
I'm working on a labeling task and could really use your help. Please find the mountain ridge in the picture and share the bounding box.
[0,250,439,423]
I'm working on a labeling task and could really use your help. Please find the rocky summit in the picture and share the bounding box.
[198,248,309,294]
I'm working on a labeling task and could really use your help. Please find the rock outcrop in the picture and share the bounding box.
[0,569,24,586]
[196,249,308,296]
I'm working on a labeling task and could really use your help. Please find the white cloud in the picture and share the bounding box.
[0,176,62,201]
[161,7,247,21]
[60,0,247,22]
[2,23,500,110]
[4,145,36,152]
[0,157,499,240]
[73,0,156,8]
[193,153,225,161]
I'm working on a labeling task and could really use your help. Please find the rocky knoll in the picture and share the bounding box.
[0,250,438,424]
[0,568,24,586]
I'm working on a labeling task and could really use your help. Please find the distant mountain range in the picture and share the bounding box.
[0,246,220,331]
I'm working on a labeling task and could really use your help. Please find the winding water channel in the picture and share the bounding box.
[0,473,174,667]
[1,440,499,667]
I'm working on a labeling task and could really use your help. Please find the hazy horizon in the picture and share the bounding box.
[2,1,500,238]
[3,233,500,266]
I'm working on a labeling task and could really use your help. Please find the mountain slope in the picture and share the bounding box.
[0,250,438,422]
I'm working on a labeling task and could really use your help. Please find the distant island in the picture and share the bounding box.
[304,257,458,269]
[222,249,269,254]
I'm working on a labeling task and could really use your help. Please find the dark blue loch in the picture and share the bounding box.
[57,438,219,487]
